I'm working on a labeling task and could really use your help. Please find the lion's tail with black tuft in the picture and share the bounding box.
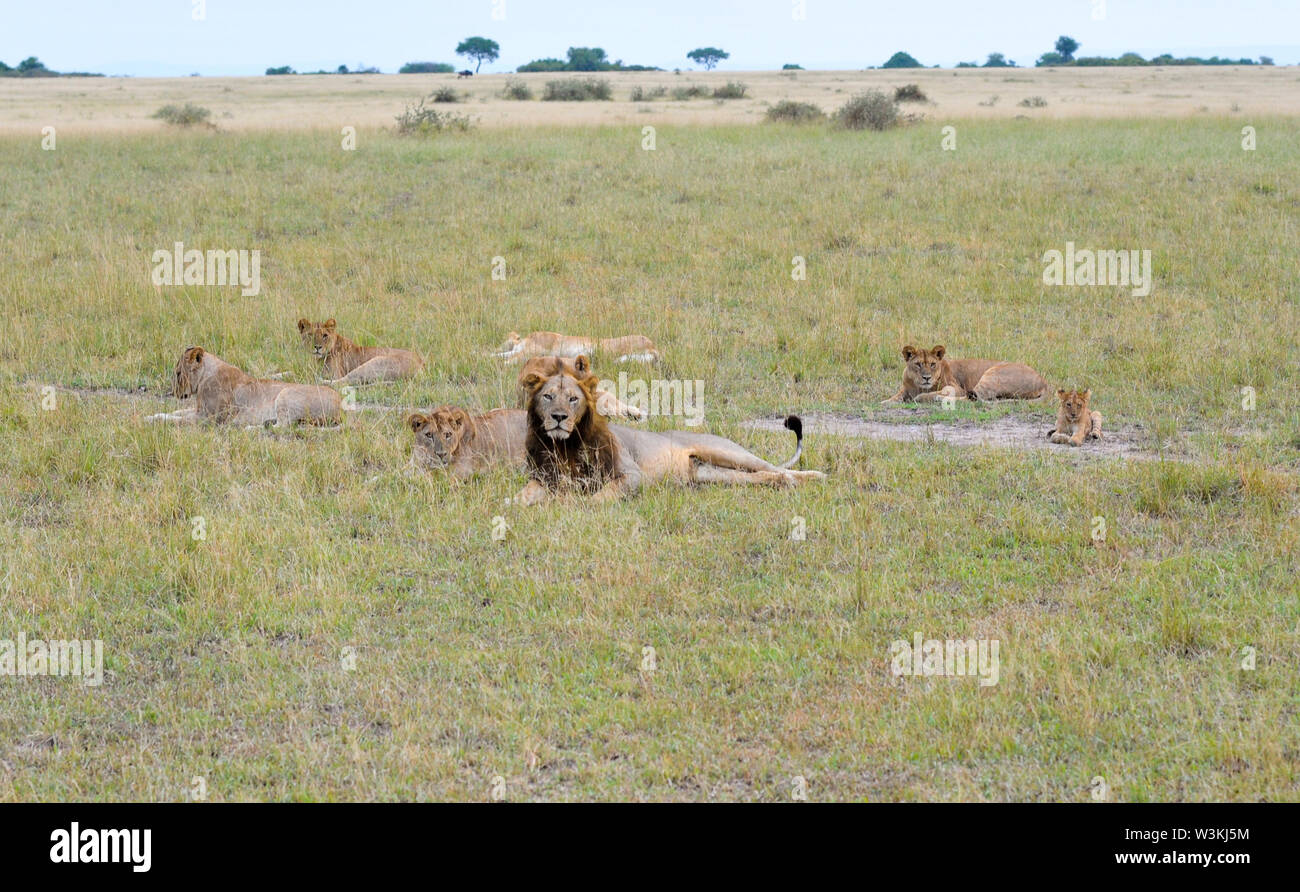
[778,415,804,469]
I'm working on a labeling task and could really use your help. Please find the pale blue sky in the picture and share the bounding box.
[3,0,1295,76]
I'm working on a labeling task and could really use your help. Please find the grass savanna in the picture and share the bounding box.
[6,66,1300,134]
[1,114,1298,801]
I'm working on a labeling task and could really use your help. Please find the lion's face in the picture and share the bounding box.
[407,408,472,465]
[496,331,522,353]
[902,344,947,393]
[530,374,590,440]
[1057,389,1092,423]
[521,354,597,441]
[172,346,205,399]
[297,318,338,359]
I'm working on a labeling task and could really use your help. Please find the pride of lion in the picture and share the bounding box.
[145,323,1101,500]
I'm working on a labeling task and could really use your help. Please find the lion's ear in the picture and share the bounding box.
[1082,389,1092,400]
[323,318,336,331]
[573,354,591,376]
[931,345,946,360]
[902,345,916,361]
[1057,388,1066,398]
[184,346,205,363]
[453,409,472,428]
[407,413,427,431]
[297,318,310,332]
[520,372,545,392]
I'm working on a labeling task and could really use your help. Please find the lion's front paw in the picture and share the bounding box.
[1049,433,1070,445]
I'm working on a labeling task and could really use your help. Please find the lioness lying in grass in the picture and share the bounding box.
[883,345,1048,404]
[146,346,342,427]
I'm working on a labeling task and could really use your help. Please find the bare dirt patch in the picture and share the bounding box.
[746,410,1174,461]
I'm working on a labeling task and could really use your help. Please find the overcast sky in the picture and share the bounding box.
[3,0,1296,76]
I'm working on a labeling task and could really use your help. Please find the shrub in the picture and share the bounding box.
[431,86,461,103]
[834,91,898,131]
[150,103,212,126]
[517,58,568,72]
[542,77,612,101]
[893,83,927,102]
[399,62,455,74]
[629,85,667,101]
[394,95,472,135]
[782,63,803,70]
[712,81,748,99]
[1018,95,1047,108]
[501,79,533,100]
[265,66,295,76]
[765,100,824,123]
[670,84,710,100]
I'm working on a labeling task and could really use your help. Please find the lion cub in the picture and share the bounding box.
[407,407,526,478]
[298,318,423,384]
[1048,389,1103,446]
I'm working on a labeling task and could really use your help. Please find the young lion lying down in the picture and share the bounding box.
[298,318,424,384]
[510,355,824,505]
[492,330,661,364]
[145,346,342,427]
[883,345,1048,404]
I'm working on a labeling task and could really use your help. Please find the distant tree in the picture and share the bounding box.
[516,58,568,72]
[0,61,10,72]
[1055,36,1080,62]
[265,65,295,75]
[687,47,729,70]
[18,56,47,71]
[566,47,609,71]
[1036,51,1066,67]
[881,51,922,68]
[336,64,349,74]
[782,63,803,70]
[456,37,500,73]
[1259,55,1274,65]
[983,52,1012,68]
[955,61,979,68]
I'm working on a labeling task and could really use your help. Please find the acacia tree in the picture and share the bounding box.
[456,37,500,73]
[1055,36,1080,62]
[687,47,729,70]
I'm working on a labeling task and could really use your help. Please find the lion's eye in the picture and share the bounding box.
[443,432,451,440]
[569,396,578,404]
[542,393,553,401]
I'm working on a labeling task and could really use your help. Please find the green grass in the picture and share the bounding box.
[1,119,1297,800]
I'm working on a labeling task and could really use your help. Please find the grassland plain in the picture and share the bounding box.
[1,113,1298,801]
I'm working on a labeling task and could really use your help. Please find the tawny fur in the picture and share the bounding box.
[493,330,660,364]
[511,355,823,505]
[408,407,527,478]
[1048,388,1104,446]
[145,346,342,427]
[298,318,424,384]
[882,344,1048,404]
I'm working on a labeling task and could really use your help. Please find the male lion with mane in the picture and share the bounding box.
[406,357,646,480]
[511,355,823,505]
[883,345,1047,404]
[146,346,342,427]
